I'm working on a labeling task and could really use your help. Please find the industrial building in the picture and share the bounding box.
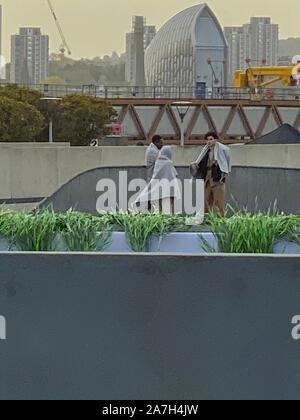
[125,16,156,86]
[145,4,228,95]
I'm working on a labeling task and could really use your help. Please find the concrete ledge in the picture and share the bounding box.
[39,166,300,214]
[0,142,70,147]
[0,144,300,203]
[0,252,300,400]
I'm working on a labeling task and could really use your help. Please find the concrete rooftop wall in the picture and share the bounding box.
[40,165,300,214]
[0,144,299,209]
[0,253,300,400]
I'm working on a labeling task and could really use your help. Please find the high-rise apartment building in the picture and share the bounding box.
[224,26,243,83]
[10,27,49,84]
[0,4,4,80]
[125,32,135,85]
[225,17,279,85]
[144,25,156,50]
[0,4,2,58]
[125,17,156,86]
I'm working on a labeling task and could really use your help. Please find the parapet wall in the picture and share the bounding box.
[0,144,299,211]
[0,253,300,400]
[39,165,300,214]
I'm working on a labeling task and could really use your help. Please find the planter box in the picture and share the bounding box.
[107,233,300,255]
[106,232,134,253]
[1,233,299,254]
[274,241,300,254]
[149,232,219,253]
[105,232,217,253]
[0,237,19,252]
[0,234,68,253]
[106,232,218,253]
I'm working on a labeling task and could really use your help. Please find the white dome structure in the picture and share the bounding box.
[145,4,228,94]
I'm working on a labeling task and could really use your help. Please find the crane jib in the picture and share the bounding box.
[46,0,72,56]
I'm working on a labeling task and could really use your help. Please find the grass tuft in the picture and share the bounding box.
[202,211,300,254]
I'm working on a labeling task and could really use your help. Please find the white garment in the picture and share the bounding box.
[152,198,173,215]
[136,146,181,205]
[196,142,231,174]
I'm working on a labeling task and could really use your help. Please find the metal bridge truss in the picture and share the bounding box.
[112,99,300,144]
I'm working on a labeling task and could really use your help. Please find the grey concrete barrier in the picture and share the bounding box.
[40,166,300,214]
[0,142,70,147]
[0,253,300,400]
[1,144,299,209]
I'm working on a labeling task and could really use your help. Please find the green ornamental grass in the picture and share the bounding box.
[0,209,58,251]
[0,209,299,253]
[202,211,300,254]
[57,210,112,252]
[108,212,185,252]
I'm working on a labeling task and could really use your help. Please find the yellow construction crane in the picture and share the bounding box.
[235,56,300,89]
[46,0,72,56]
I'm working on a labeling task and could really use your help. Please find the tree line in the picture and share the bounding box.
[46,54,127,86]
[0,85,117,146]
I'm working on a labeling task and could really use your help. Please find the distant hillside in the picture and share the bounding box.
[279,38,300,57]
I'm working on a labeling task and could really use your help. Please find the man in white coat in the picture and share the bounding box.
[190,132,231,217]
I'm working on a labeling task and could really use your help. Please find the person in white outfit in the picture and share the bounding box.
[135,146,181,215]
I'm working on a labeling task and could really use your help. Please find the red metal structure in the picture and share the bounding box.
[111,98,300,144]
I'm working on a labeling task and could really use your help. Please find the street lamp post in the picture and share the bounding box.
[207,58,226,96]
[172,101,193,147]
[49,115,53,143]
[40,97,62,143]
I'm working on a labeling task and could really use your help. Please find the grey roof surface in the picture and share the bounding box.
[148,4,206,51]
[250,124,300,144]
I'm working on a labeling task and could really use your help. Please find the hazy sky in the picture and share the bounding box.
[1,0,299,60]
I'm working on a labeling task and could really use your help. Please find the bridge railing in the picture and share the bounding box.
[1,82,300,101]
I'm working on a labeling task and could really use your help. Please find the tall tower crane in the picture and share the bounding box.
[46,0,72,56]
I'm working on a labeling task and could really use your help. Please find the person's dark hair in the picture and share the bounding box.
[136,141,145,146]
[152,135,162,144]
[204,131,218,140]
